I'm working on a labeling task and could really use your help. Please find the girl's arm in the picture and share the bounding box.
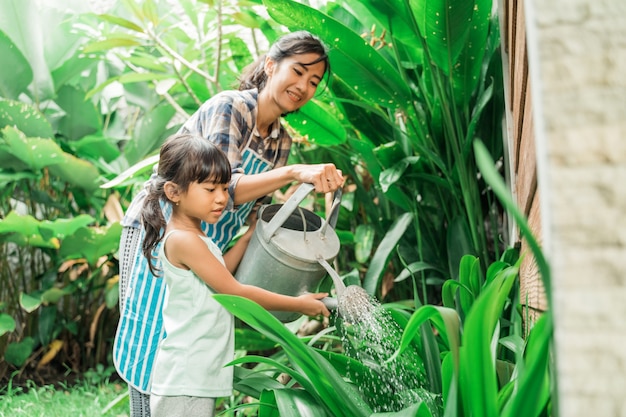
[165,231,330,317]
[222,210,256,273]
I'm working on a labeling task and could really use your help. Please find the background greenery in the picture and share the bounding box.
[0,0,554,416]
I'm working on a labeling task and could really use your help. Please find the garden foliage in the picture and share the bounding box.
[0,0,553,416]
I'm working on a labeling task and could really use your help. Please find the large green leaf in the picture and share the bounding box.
[1,126,65,170]
[4,337,35,367]
[37,214,96,241]
[410,0,475,75]
[59,222,122,266]
[0,30,32,99]
[273,388,329,417]
[460,264,518,417]
[262,0,411,108]
[0,212,59,249]
[500,311,552,417]
[56,85,102,141]
[285,100,346,146]
[123,103,176,165]
[0,126,102,191]
[0,0,54,98]
[474,139,551,302]
[0,313,16,337]
[214,294,372,417]
[451,0,493,106]
[363,212,413,296]
[47,153,102,192]
[0,99,54,138]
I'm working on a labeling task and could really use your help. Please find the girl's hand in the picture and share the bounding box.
[290,163,344,194]
[297,292,331,317]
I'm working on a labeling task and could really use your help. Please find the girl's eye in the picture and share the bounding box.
[293,68,303,76]
[310,81,319,88]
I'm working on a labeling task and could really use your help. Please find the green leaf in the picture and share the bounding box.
[38,305,57,346]
[410,0,475,74]
[0,0,54,98]
[4,337,35,367]
[285,100,346,146]
[82,36,142,54]
[41,288,66,304]
[446,215,475,280]
[20,292,42,313]
[391,305,461,368]
[363,212,413,296]
[47,153,102,191]
[380,156,420,193]
[262,0,411,108]
[0,126,65,170]
[0,211,60,249]
[274,388,329,417]
[460,265,518,417]
[0,313,16,337]
[123,103,176,165]
[0,29,32,99]
[59,222,122,265]
[143,0,160,27]
[354,224,375,263]
[395,261,445,283]
[235,327,279,351]
[100,154,159,189]
[98,14,145,32]
[214,294,372,417]
[371,401,434,416]
[0,99,54,139]
[474,139,551,303]
[56,85,102,140]
[501,312,552,417]
[452,0,494,106]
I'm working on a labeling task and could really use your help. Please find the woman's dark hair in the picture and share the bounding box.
[239,30,330,92]
[141,133,231,275]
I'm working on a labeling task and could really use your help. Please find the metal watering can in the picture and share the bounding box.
[234,183,342,322]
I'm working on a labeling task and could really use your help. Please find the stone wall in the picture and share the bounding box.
[525,0,626,415]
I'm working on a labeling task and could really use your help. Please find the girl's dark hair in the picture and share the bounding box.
[239,30,330,92]
[141,133,231,275]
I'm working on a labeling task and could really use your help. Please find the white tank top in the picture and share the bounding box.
[150,231,235,397]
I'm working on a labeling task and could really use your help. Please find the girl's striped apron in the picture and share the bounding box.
[113,140,275,393]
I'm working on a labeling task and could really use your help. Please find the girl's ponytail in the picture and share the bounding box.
[141,178,167,276]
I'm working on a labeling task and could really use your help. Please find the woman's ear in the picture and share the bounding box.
[164,181,180,204]
[264,56,275,77]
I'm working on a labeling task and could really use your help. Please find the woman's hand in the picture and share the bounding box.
[296,292,331,317]
[290,163,344,193]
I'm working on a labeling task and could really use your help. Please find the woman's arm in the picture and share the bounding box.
[232,163,344,205]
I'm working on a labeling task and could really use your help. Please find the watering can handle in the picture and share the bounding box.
[263,183,342,242]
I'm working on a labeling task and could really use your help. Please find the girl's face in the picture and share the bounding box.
[264,53,327,114]
[177,180,229,224]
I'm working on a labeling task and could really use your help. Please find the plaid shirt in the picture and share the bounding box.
[121,88,292,228]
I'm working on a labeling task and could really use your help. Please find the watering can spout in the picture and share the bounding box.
[316,255,373,322]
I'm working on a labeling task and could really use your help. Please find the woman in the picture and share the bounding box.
[113,30,343,417]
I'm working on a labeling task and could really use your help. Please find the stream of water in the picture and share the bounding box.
[336,295,437,413]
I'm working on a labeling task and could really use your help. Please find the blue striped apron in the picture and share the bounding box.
[113,142,275,393]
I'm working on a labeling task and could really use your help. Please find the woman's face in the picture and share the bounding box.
[263,53,327,114]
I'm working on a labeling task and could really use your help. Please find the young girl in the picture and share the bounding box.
[114,30,343,416]
[142,133,330,417]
